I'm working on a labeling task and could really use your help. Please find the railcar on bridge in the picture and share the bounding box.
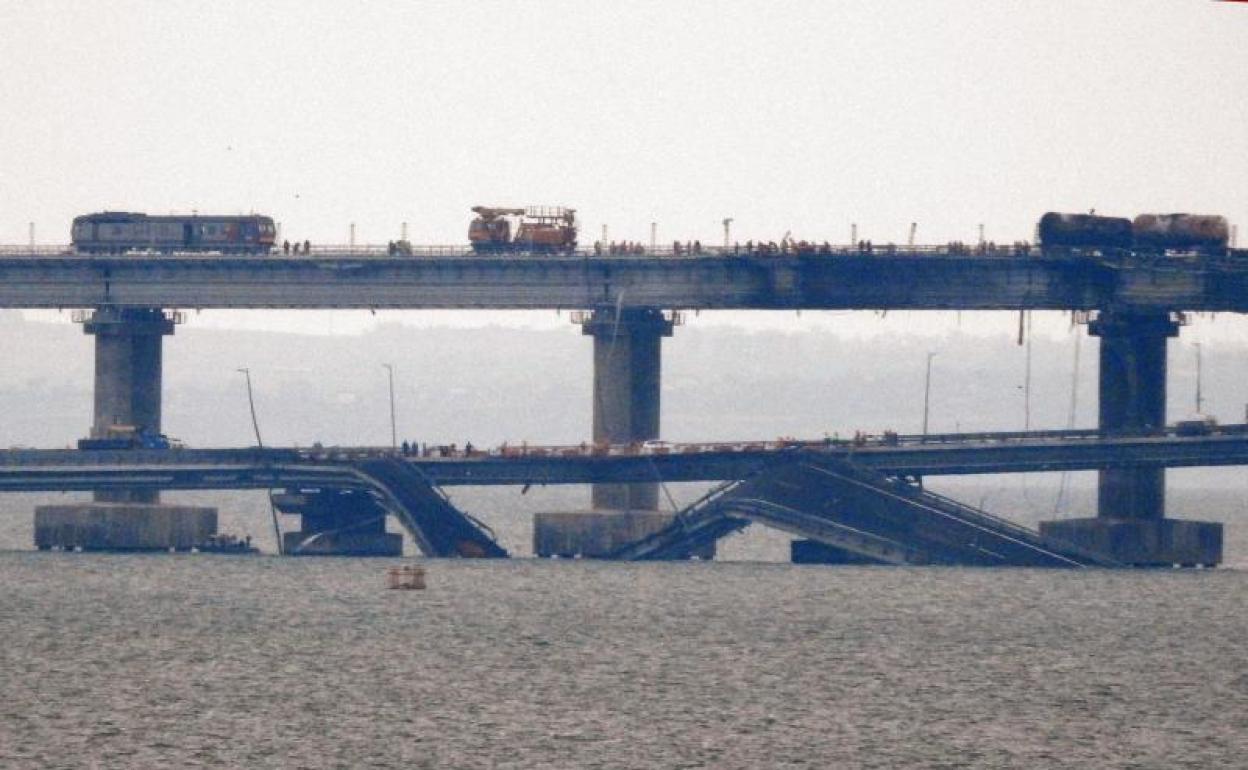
[71,211,277,255]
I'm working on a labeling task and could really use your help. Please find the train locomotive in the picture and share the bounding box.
[1039,211,1230,257]
[71,212,277,254]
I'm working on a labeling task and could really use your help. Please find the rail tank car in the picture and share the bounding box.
[1132,213,1229,254]
[71,212,277,254]
[1037,212,1133,252]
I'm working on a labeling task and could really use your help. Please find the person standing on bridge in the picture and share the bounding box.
[303,239,311,255]
[282,239,290,255]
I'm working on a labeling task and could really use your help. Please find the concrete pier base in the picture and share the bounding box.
[534,511,714,559]
[273,490,402,557]
[1040,517,1222,567]
[34,503,217,551]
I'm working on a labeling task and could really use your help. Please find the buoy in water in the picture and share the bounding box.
[386,565,426,590]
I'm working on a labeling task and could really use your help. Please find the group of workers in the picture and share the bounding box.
[594,240,649,255]
[399,440,477,458]
[387,240,414,256]
[273,237,1038,259]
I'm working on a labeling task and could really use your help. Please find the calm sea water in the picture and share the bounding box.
[3,482,1247,768]
[2,553,1247,769]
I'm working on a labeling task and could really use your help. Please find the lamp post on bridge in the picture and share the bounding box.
[236,367,264,448]
[238,366,282,556]
[1194,342,1204,415]
[382,363,397,452]
[922,352,937,439]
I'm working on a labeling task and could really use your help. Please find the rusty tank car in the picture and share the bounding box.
[1037,212,1134,252]
[1132,213,1229,255]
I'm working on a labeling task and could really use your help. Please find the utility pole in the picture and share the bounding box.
[722,218,733,249]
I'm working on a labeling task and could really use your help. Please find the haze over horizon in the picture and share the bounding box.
[2,2,1244,245]
[3,1,1246,337]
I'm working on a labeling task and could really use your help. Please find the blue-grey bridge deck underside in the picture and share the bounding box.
[1,252,1246,311]
[1,432,1245,492]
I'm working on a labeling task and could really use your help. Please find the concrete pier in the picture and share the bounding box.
[85,307,175,504]
[273,490,402,556]
[1040,310,1222,566]
[33,307,220,552]
[532,308,702,558]
[582,307,673,510]
[1091,311,1176,519]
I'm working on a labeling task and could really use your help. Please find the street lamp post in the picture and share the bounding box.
[922,352,937,438]
[237,367,263,448]
[237,367,281,555]
[1194,342,1204,415]
[382,363,397,451]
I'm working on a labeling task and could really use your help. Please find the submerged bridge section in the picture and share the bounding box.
[610,453,1123,567]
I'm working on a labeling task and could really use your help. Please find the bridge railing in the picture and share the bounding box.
[1,242,1239,263]
[3,424,1245,467]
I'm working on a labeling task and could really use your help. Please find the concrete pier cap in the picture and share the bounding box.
[1040,308,1221,567]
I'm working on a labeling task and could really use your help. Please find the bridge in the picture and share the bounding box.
[3,241,1244,565]
[3,427,1248,492]
[7,427,1244,566]
[1,246,1247,311]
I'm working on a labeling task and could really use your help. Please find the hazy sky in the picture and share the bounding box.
[2,1,1246,337]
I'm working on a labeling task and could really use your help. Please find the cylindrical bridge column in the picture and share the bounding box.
[83,307,175,504]
[1089,310,1178,520]
[582,307,674,510]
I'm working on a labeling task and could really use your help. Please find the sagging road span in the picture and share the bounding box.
[4,428,1247,493]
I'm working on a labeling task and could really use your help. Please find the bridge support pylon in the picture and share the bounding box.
[1040,310,1221,566]
[584,307,671,510]
[33,307,217,552]
[86,307,174,503]
[533,307,710,558]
